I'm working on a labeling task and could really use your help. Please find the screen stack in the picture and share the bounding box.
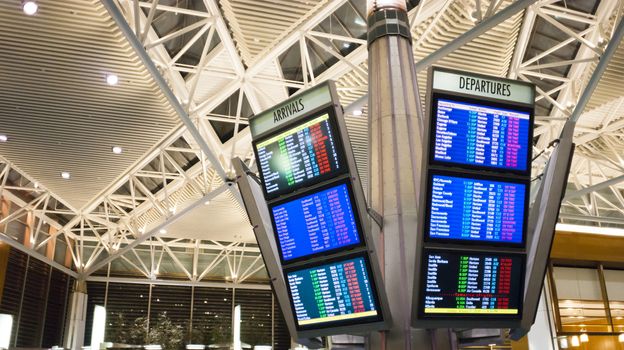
[255,113,346,200]
[250,82,388,336]
[421,249,524,316]
[414,68,535,327]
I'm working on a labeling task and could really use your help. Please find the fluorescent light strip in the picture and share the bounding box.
[556,223,624,237]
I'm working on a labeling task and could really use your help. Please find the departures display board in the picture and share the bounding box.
[270,180,363,263]
[420,249,524,318]
[431,97,533,174]
[413,68,535,328]
[426,172,528,245]
[285,254,382,330]
[247,82,390,338]
[254,110,346,200]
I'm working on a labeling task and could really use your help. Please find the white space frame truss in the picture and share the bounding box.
[1,0,624,287]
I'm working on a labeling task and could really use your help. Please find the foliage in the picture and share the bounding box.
[146,313,185,349]
[126,316,149,345]
[105,313,183,349]
[208,315,232,344]
[105,312,130,343]
[188,313,232,345]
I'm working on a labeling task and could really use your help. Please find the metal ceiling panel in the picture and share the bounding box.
[220,0,328,65]
[165,190,254,242]
[0,0,181,210]
[335,1,523,191]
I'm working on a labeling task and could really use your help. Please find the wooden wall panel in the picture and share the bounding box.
[552,232,624,264]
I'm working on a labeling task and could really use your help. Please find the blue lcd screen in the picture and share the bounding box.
[433,98,531,172]
[271,182,361,262]
[286,255,380,328]
[427,173,527,244]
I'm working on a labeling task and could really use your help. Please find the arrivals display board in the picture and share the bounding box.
[431,97,533,174]
[425,172,528,245]
[413,67,535,329]
[270,180,363,263]
[254,110,347,200]
[285,254,382,330]
[247,81,390,338]
[419,249,524,318]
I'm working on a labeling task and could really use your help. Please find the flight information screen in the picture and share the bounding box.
[420,249,523,317]
[254,112,345,199]
[286,255,381,329]
[426,173,527,245]
[432,98,532,173]
[271,181,362,262]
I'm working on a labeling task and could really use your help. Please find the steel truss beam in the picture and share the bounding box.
[6,0,617,284]
[86,275,271,290]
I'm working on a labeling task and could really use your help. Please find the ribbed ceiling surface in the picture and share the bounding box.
[336,0,523,190]
[0,0,181,210]
[584,38,624,112]
[220,0,327,65]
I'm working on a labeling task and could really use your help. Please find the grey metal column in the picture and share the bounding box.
[367,2,444,349]
[64,280,88,350]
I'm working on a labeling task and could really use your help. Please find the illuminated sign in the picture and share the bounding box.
[420,249,524,317]
[426,172,527,245]
[432,69,534,105]
[431,98,532,173]
[250,84,333,138]
[254,112,346,200]
[285,254,382,330]
[270,181,362,262]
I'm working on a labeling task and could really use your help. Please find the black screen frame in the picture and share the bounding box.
[252,107,349,201]
[268,177,366,265]
[428,92,535,176]
[423,169,530,248]
[418,248,525,320]
[283,251,384,331]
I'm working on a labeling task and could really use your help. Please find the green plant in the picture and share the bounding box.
[208,315,231,344]
[105,312,130,343]
[146,313,184,349]
[127,316,149,345]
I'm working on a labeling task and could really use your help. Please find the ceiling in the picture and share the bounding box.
[0,0,623,285]
[0,0,181,210]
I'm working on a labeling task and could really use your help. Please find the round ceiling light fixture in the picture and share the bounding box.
[22,1,38,15]
[0,134,7,142]
[61,171,71,180]
[106,74,119,85]
[112,146,123,154]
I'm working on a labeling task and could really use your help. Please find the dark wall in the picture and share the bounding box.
[0,248,72,348]
[0,249,289,349]
[85,282,291,349]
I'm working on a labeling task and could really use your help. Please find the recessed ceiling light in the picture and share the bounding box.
[0,134,7,142]
[353,109,363,116]
[23,1,38,15]
[204,200,211,205]
[61,171,71,180]
[112,146,123,154]
[159,229,167,234]
[106,74,118,85]
[343,42,351,49]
